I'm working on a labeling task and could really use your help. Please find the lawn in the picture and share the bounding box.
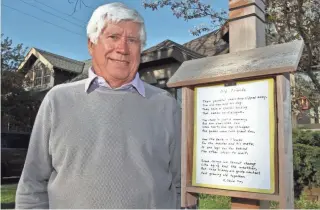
[1,184,319,209]
[1,184,16,204]
[1,184,17,209]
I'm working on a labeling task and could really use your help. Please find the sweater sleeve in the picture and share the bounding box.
[170,104,182,209]
[15,94,53,209]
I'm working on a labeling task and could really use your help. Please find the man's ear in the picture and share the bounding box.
[88,38,94,56]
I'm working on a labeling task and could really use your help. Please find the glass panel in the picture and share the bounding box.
[34,78,41,86]
[44,67,51,76]
[35,69,42,77]
[44,76,51,84]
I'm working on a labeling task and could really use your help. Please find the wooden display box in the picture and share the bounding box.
[167,40,304,208]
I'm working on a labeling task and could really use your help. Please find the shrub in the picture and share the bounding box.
[293,129,320,198]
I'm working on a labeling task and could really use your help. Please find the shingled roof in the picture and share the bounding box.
[34,48,85,74]
[142,39,204,58]
[69,59,92,82]
[183,24,229,56]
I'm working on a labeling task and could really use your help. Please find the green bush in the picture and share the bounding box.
[293,129,320,198]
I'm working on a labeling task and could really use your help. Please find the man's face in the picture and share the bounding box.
[88,21,141,87]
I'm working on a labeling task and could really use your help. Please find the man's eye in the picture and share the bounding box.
[109,35,119,40]
[128,38,139,44]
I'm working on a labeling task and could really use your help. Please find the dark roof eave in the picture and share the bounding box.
[53,65,84,74]
[142,39,205,57]
[140,46,204,64]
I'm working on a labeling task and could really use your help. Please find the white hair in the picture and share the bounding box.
[87,2,146,49]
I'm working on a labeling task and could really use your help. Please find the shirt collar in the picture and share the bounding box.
[84,67,145,97]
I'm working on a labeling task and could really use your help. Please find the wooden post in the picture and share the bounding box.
[276,73,294,209]
[229,0,266,52]
[181,87,198,208]
[229,0,269,208]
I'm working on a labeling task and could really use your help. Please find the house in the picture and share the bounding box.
[17,24,319,129]
[18,48,84,91]
[18,25,229,102]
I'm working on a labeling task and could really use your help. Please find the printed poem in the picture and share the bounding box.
[195,80,274,191]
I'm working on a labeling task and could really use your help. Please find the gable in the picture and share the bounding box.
[18,48,54,72]
[35,48,84,74]
[18,48,84,74]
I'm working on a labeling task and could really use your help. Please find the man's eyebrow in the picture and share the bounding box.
[127,35,139,39]
[104,31,121,35]
[127,34,140,39]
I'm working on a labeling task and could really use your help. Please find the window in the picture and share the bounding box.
[33,63,51,86]
[35,69,42,77]
[43,68,51,84]
[34,77,41,86]
[34,68,42,86]
[44,75,51,84]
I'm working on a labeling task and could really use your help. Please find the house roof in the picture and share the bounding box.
[69,59,92,82]
[34,48,85,74]
[142,39,205,58]
[183,24,229,56]
[140,39,205,65]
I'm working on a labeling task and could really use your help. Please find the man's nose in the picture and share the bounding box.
[115,37,129,55]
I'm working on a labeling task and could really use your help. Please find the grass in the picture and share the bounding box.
[199,194,231,209]
[269,194,320,209]
[1,184,17,204]
[1,184,319,209]
[198,194,320,209]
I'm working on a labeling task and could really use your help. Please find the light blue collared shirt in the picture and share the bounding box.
[85,67,145,97]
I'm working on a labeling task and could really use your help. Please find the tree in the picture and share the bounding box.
[1,35,41,132]
[266,0,320,91]
[1,35,28,99]
[1,34,28,73]
[266,0,320,121]
[143,0,228,36]
[67,0,228,35]
[1,70,41,132]
[143,0,320,119]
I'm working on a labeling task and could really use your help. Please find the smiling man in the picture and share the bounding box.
[15,2,181,209]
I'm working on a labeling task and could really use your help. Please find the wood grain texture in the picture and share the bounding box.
[229,4,265,20]
[276,74,294,209]
[181,87,198,207]
[229,0,252,8]
[167,40,304,88]
[186,186,280,201]
[229,16,266,52]
[229,0,266,11]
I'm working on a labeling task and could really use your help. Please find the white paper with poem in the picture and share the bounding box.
[194,79,273,191]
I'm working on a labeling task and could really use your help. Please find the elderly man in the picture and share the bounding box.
[16,2,181,209]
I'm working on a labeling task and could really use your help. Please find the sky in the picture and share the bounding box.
[1,0,228,61]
